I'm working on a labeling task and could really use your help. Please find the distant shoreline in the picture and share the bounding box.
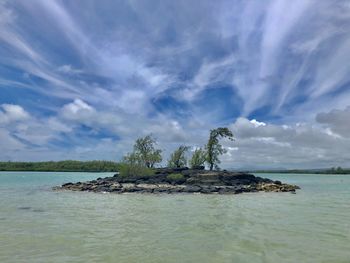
[245,169,350,175]
[0,161,120,173]
[0,170,113,173]
[0,161,349,174]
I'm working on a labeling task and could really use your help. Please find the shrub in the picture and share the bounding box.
[166,173,184,181]
[118,163,155,178]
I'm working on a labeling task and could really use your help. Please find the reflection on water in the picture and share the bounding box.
[0,172,350,263]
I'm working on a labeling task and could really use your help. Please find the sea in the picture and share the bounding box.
[0,172,349,263]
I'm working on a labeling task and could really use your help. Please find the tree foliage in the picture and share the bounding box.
[122,152,143,166]
[205,127,234,170]
[167,145,190,168]
[189,148,207,168]
[131,135,162,168]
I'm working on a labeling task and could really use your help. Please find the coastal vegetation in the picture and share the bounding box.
[0,160,120,172]
[328,167,349,174]
[249,167,350,174]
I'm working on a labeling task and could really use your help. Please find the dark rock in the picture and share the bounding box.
[18,206,31,210]
[200,185,216,194]
[191,166,205,170]
[185,172,221,185]
[181,169,199,177]
[168,179,186,185]
[154,167,189,175]
[234,188,244,194]
[220,173,256,181]
[184,185,202,193]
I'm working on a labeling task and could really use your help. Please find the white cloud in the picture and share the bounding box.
[0,104,30,124]
[61,99,94,117]
[250,119,266,127]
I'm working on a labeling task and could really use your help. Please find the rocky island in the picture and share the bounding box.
[53,167,300,194]
[54,130,300,194]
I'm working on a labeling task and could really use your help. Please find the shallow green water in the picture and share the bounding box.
[0,172,349,263]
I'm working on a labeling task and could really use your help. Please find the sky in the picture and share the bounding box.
[0,0,350,169]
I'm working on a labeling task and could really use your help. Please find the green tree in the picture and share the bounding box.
[118,135,162,177]
[206,127,234,170]
[189,148,206,168]
[132,135,162,168]
[168,145,190,168]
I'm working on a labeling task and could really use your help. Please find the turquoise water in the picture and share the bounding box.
[0,172,349,263]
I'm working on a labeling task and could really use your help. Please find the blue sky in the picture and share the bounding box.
[1,0,350,169]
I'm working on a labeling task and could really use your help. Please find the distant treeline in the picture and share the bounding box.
[248,167,350,174]
[0,161,121,172]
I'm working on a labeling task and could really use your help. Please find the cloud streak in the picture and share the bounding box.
[0,0,350,168]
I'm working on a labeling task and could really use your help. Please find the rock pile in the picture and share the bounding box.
[53,167,300,194]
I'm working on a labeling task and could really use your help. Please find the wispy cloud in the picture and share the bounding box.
[0,0,350,168]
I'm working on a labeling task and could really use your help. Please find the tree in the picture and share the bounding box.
[132,135,162,168]
[168,145,190,168]
[119,135,162,177]
[189,148,206,168]
[205,127,234,170]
